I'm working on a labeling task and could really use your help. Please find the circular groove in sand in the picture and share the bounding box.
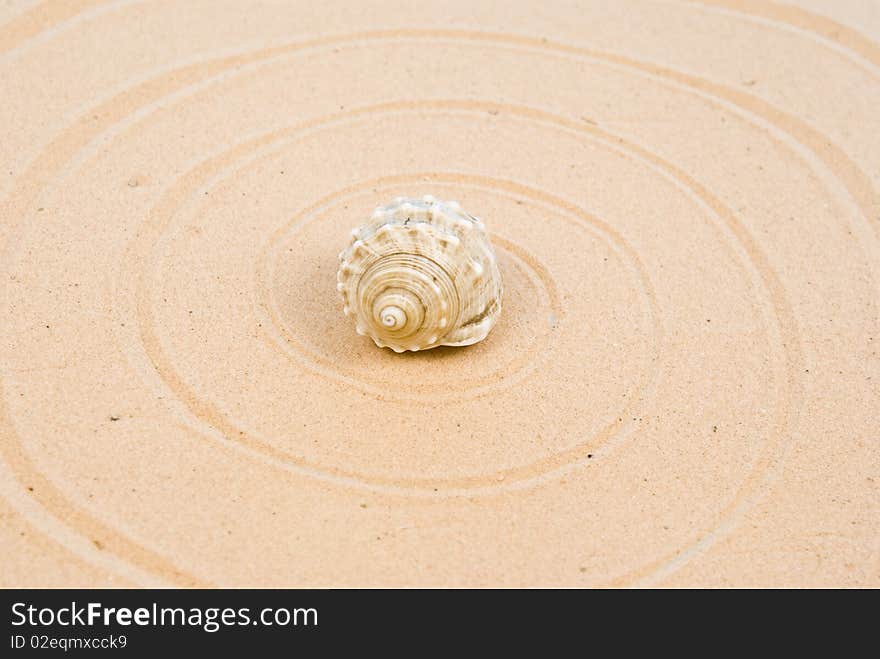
[256,177,568,401]
[124,107,662,489]
[113,96,796,592]
[0,24,804,584]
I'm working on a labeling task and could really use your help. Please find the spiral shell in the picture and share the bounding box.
[337,196,503,352]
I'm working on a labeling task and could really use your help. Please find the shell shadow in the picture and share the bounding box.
[376,340,482,363]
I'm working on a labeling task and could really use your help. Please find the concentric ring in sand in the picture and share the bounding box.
[125,104,661,490]
[255,177,567,402]
[1,25,804,584]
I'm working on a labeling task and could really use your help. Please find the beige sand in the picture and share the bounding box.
[1,0,878,587]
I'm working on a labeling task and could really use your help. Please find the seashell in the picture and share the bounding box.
[337,196,503,352]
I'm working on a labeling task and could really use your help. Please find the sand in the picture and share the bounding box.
[0,0,877,588]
